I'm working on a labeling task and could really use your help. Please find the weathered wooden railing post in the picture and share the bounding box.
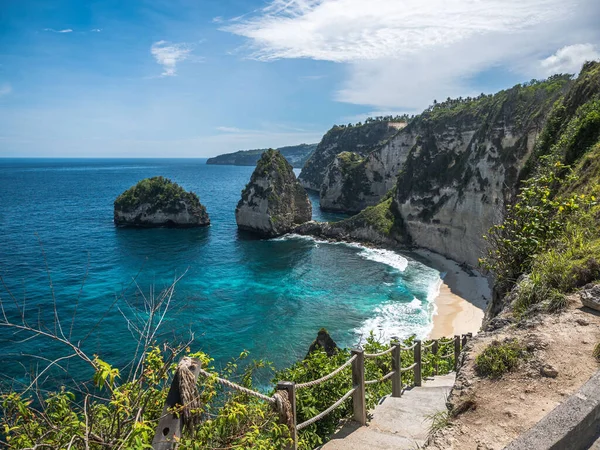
[454,335,461,372]
[351,349,366,425]
[152,357,201,450]
[391,341,402,397]
[414,340,422,387]
[432,339,439,375]
[462,334,468,348]
[276,381,297,450]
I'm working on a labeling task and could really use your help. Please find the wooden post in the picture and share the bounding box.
[152,357,201,450]
[391,341,402,397]
[454,335,461,372]
[351,349,366,425]
[276,381,297,450]
[462,334,468,348]
[432,340,439,375]
[414,340,422,387]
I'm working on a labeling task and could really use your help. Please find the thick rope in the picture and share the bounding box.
[365,370,396,385]
[422,341,436,349]
[296,387,356,431]
[295,354,357,389]
[400,342,418,351]
[439,352,454,359]
[177,357,202,431]
[364,346,395,358]
[198,368,276,404]
[399,362,417,373]
[272,390,294,429]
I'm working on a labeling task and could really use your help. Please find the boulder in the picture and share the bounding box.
[114,177,209,228]
[581,284,600,311]
[306,328,339,358]
[236,149,311,237]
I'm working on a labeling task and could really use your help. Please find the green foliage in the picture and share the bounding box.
[593,343,600,361]
[426,409,452,437]
[1,334,457,449]
[475,340,525,378]
[114,176,203,215]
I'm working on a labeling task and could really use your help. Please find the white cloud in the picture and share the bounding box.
[225,0,569,62]
[44,28,73,33]
[223,0,600,110]
[217,126,246,133]
[151,41,193,77]
[539,44,600,75]
[0,83,12,97]
[212,16,223,23]
[90,28,102,32]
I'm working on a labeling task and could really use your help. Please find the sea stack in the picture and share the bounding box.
[236,149,312,237]
[114,176,210,228]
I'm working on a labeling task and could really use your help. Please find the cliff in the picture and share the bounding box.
[206,143,317,168]
[317,76,572,266]
[114,177,210,228]
[298,121,405,191]
[236,149,312,237]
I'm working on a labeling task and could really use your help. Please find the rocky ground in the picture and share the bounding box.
[425,293,600,450]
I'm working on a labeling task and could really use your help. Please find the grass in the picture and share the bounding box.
[593,343,600,361]
[475,340,525,379]
[426,410,452,438]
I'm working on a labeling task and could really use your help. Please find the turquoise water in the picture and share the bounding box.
[0,158,441,387]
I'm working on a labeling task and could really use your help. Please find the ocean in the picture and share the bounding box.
[0,158,442,387]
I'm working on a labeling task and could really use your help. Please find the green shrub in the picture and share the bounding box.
[475,340,525,378]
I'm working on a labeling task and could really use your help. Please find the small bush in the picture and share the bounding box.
[475,340,525,378]
[593,343,600,361]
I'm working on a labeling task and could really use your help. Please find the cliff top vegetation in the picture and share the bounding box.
[114,176,203,214]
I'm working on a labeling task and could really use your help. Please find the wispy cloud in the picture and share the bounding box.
[43,28,73,33]
[0,83,12,97]
[212,16,223,23]
[222,0,599,110]
[539,43,600,76]
[151,41,193,77]
[217,126,246,133]
[90,28,102,32]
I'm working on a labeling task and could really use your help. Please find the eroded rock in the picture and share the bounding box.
[580,284,600,311]
[236,149,311,237]
[306,328,339,357]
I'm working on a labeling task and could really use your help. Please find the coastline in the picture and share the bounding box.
[414,249,491,339]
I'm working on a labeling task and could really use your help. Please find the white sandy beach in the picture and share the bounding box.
[415,249,491,339]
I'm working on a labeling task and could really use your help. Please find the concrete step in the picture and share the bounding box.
[320,373,455,450]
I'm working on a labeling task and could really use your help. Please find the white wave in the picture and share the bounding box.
[354,299,432,342]
[358,247,408,272]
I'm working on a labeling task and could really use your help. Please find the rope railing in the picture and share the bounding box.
[365,369,396,385]
[364,345,395,358]
[152,333,473,450]
[197,367,276,404]
[295,354,357,389]
[296,387,357,431]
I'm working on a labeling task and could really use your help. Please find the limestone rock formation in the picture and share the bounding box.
[114,177,210,228]
[317,76,572,266]
[235,149,312,237]
[581,284,600,311]
[298,121,405,191]
[306,328,339,358]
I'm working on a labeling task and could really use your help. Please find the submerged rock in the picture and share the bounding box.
[235,149,311,237]
[114,176,210,228]
[306,328,339,358]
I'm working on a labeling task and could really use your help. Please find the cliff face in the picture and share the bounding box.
[114,177,210,228]
[236,149,312,237]
[207,143,317,168]
[298,121,405,191]
[316,77,571,266]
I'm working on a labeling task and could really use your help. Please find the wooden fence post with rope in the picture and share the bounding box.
[391,341,402,397]
[351,348,367,426]
[276,381,297,450]
[152,357,202,450]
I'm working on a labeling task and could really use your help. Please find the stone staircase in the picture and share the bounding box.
[320,374,455,450]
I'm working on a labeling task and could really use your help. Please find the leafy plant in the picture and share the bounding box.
[475,340,525,379]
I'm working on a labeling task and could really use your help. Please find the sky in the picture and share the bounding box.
[0,0,599,158]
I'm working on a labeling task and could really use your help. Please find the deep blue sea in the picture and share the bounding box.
[0,158,441,388]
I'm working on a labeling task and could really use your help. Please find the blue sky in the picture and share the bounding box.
[1,0,599,157]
